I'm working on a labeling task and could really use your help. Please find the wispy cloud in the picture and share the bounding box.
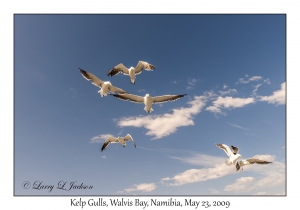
[169,154,225,167]
[121,183,156,193]
[258,82,286,105]
[69,88,77,98]
[205,96,255,115]
[186,78,199,90]
[160,153,234,186]
[218,89,237,96]
[264,78,271,84]
[90,134,112,143]
[161,163,233,186]
[252,84,262,95]
[236,75,263,84]
[223,84,228,89]
[101,155,106,159]
[228,123,249,130]
[116,96,207,139]
[224,172,284,194]
[138,89,146,93]
[209,188,220,194]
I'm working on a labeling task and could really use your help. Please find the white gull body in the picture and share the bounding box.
[216,144,242,170]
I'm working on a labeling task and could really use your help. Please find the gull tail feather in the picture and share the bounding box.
[98,89,106,97]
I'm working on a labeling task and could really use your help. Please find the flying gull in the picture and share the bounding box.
[79,68,127,97]
[216,144,272,171]
[107,61,156,84]
[111,93,187,113]
[101,134,136,152]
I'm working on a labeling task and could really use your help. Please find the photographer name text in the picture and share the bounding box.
[22,181,93,192]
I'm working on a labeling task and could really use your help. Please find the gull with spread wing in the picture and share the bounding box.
[111,93,187,113]
[235,158,272,171]
[107,61,156,84]
[80,68,127,97]
[216,144,272,171]
[101,134,136,152]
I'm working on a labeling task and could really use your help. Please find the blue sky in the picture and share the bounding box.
[14,14,285,196]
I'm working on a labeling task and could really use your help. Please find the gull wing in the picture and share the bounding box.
[80,68,103,88]
[107,63,129,76]
[152,94,187,104]
[135,61,156,75]
[123,134,136,148]
[101,136,119,152]
[108,85,127,94]
[216,144,234,158]
[240,158,272,166]
[231,145,239,155]
[111,93,144,104]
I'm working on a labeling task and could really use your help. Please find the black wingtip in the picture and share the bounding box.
[150,64,156,69]
[107,68,117,77]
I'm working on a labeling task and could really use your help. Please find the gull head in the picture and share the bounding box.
[105,81,112,86]
[145,94,150,97]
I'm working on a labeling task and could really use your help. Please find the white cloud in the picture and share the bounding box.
[209,188,220,194]
[116,96,207,139]
[259,82,286,105]
[160,153,235,186]
[90,134,112,143]
[123,183,156,193]
[224,176,256,192]
[101,155,106,159]
[252,84,262,95]
[224,171,284,194]
[205,96,255,115]
[237,75,262,84]
[218,89,237,96]
[264,78,271,84]
[223,84,228,89]
[186,78,199,89]
[161,163,234,186]
[249,76,262,81]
